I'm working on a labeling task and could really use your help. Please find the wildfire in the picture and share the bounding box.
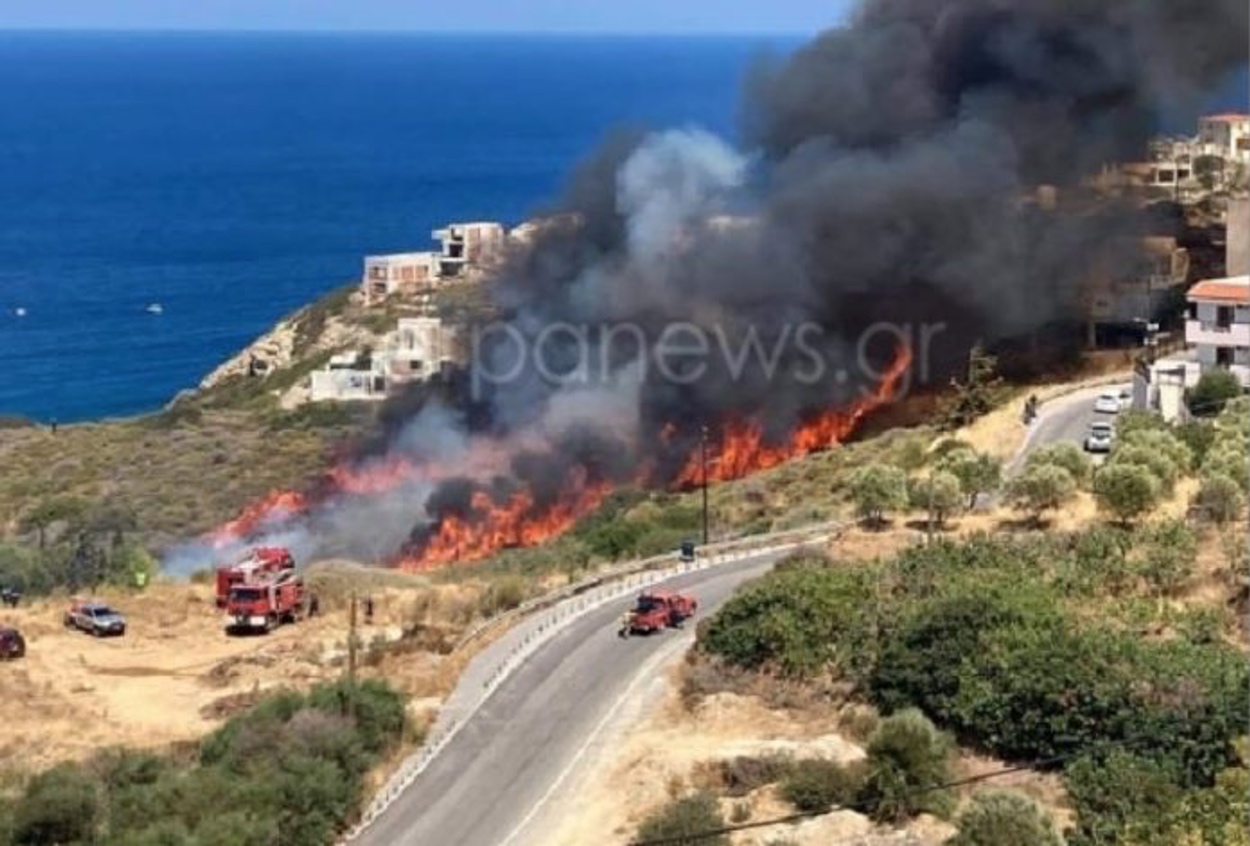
[208,345,912,569]
[397,466,612,571]
[209,489,307,549]
[674,344,913,486]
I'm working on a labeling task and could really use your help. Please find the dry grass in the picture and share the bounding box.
[0,409,351,550]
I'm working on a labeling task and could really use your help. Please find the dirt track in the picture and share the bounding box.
[0,581,421,775]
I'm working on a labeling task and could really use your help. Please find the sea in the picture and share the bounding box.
[0,32,1245,424]
[0,31,795,423]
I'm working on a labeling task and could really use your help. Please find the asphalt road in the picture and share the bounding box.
[355,549,788,846]
[1008,382,1132,473]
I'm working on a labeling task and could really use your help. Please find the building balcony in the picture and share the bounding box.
[1185,319,1250,348]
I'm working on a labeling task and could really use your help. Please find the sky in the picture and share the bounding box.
[0,0,854,35]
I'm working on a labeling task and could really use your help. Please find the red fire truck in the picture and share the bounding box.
[215,547,295,608]
[618,589,698,637]
[225,569,306,634]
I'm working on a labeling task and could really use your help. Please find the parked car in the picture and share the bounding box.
[0,626,25,660]
[1084,421,1115,453]
[678,539,696,563]
[1093,392,1122,414]
[63,601,127,637]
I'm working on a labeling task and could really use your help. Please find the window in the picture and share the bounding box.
[1216,346,1234,366]
[1216,305,1234,328]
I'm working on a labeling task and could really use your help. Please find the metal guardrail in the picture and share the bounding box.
[340,522,843,842]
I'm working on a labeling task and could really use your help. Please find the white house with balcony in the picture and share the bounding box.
[1198,114,1250,165]
[1186,275,1250,389]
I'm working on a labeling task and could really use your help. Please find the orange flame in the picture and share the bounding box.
[210,345,912,569]
[209,489,307,549]
[674,344,912,486]
[397,466,612,571]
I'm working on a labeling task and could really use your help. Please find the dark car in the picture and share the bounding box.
[0,626,25,660]
[64,601,127,637]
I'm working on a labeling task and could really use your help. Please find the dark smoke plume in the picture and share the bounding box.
[177,0,1248,572]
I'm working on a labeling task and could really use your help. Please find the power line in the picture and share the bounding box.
[627,738,1155,846]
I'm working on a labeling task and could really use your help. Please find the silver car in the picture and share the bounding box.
[1084,421,1115,453]
[1093,392,1122,414]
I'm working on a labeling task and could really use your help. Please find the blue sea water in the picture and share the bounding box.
[0,31,792,423]
[0,33,1244,424]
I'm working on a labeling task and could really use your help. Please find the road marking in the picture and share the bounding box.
[497,631,694,846]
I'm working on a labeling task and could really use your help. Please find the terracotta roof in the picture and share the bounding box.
[1202,113,1250,123]
[1188,276,1250,304]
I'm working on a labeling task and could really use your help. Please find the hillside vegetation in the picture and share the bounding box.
[0,679,408,846]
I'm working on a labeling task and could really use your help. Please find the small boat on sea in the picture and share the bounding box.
[146,303,164,315]
[13,307,26,317]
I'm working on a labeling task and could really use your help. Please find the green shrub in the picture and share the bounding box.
[1187,369,1242,416]
[857,709,955,823]
[1028,442,1093,487]
[1119,428,1194,475]
[1005,463,1076,524]
[1109,445,1181,493]
[1065,751,1183,846]
[1061,526,1134,596]
[1196,473,1246,524]
[11,764,101,846]
[937,449,1002,508]
[848,463,909,527]
[908,470,963,528]
[1137,519,1197,597]
[949,791,1063,846]
[699,566,873,677]
[779,759,864,813]
[634,792,728,846]
[1093,463,1160,525]
[869,589,1060,723]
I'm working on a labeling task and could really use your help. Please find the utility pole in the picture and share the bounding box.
[347,589,358,687]
[700,425,710,545]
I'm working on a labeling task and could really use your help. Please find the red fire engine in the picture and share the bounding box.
[215,547,295,608]
[225,569,306,634]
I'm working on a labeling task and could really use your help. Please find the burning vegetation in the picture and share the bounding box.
[189,0,1246,575]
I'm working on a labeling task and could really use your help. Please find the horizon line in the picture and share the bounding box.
[0,26,816,38]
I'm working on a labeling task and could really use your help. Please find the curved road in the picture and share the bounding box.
[354,381,1130,846]
[356,550,788,846]
[1008,381,1131,473]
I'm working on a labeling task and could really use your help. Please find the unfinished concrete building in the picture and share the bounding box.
[431,221,506,280]
[361,252,440,304]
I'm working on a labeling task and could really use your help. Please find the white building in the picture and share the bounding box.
[1186,275,1250,388]
[1228,197,1249,277]
[361,252,439,303]
[431,221,506,279]
[361,220,507,303]
[308,351,388,403]
[385,317,460,386]
[1198,114,1250,165]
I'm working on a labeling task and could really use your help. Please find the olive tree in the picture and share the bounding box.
[939,449,1003,508]
[849,464,909,529]
[909,471,964,529]
[1028,443,1092,487]
[1196,473,1246,524]
[1006,463,1077,526]
[1094,463,1161,525]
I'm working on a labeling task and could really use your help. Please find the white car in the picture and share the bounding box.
[1093,392,1121,414]
[1084,421,1115,453]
